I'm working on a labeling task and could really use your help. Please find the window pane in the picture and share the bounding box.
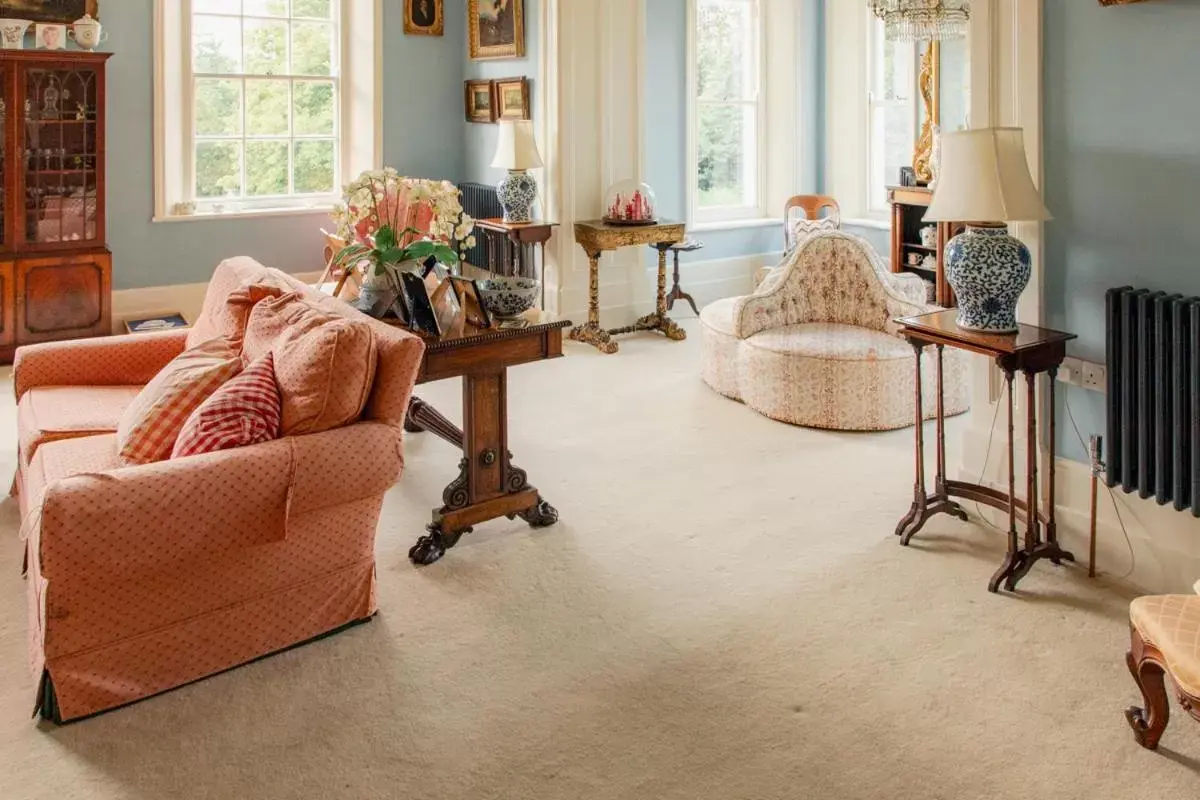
[202,0,242,13]
[246,141,290,195]
[291,22,334,76]
[246,79,290,135]
[244,0,289,16]
[196,141,243,198]
[193,15,242,74]
[696,0,753,101]
[293,140,335,194]
[293,81,335,135]
[292,0,332,19]
[244,18,288,75]
[698,103,756,209]
[194,79,243,136]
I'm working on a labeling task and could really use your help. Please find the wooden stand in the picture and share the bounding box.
[406,313,571,566]
[473,218,558,309]
[894,310,1078,593]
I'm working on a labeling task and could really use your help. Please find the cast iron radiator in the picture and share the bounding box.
[1105,287,1200,516]
[458,181,535,278]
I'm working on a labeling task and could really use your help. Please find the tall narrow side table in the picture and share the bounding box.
[651,238,704,315]
[894,310,1078,593]
[570,219,686,354]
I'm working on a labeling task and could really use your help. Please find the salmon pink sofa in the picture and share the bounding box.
[14,257,425,722]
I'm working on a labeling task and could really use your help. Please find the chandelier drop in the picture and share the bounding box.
[869,0,970,42]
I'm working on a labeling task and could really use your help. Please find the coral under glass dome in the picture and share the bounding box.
[603,180,658,226]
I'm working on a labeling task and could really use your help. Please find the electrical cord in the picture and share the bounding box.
[972,375,1008,534]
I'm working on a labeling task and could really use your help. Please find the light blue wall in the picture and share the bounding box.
[1044,1,1200,462]
[99,0,466,290]
[462,0,539,186]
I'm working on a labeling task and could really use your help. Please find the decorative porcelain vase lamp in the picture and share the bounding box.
[923,128,1051,333]
[492,120,543,224]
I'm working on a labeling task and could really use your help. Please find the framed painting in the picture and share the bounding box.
[469,0,525,61]
[465,79,495,123]
[404,0,443,36]
[0,0,97,24]
[493,77,530,121]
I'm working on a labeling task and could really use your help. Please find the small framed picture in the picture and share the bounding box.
[449,276,492,330]
[493,77,530,121]
[36,24,66,50]
[469,0,525,61]
[465,79,495,124]
[400,271,442,338]
[124,312,190,335]
[404,0,443,36]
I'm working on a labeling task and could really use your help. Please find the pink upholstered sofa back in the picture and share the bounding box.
[188,257,425,427]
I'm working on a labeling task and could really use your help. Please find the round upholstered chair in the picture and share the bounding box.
[699,231,969,431]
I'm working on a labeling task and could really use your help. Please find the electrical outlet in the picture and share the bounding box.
[1081,361,1106,393]
[1059,357,1083,386]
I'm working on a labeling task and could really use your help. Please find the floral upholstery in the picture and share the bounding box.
[1131,594,1200,697]
[700,231,969,431]
[15,257,425,722]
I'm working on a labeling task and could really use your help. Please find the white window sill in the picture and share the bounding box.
[690,217,783,233]
[840,217,891,231]
[153,205,335,224]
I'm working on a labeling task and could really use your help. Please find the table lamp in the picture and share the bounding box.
[491,120,543,224]
[923,127,1051,333]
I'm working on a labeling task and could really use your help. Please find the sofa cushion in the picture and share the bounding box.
[117,337,243,465]
[243,294,377,436]
[743,322,913,362]
[23,434,123,520]
[1131,595,1200,697]
[187,258,300,349]
[172,353,282,459]
[17,385,142,467]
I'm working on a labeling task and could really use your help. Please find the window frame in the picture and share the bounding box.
[685,0,766,226]
[865,15,919,217]
[154,0,381,221]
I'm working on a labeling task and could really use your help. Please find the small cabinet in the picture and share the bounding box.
[888,185,962,308]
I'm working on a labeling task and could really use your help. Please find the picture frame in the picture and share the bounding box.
[0,0,97,24]
[400,271,442,338]
[404,0,443,36]
[35,23,65,50]
[468,0,525,61]
[449,276,492,330]
[465,79,496,124]
[493,77,530,121]
[124,312,189,335]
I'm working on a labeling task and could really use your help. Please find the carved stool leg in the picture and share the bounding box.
[1126,626,1171,750]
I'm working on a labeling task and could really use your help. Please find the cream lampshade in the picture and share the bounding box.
[492,120,543,223]
[922,127,1051,334]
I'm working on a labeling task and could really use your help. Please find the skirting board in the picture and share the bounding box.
[957,426,1200,596]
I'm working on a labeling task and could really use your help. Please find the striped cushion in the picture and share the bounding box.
[172,353,282,459]
[116,337,243,465]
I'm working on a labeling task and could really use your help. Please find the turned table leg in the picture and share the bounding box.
[568,250,618,353]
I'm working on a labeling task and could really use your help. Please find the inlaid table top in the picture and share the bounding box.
[574,219,685,252]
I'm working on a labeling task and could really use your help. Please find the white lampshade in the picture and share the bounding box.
[924,128,1052,223]
[491,120,544,171]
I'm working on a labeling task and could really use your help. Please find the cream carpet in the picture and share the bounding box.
[0,320,1197,799]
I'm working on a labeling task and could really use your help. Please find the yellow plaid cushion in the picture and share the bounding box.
[1131,594,1200,697]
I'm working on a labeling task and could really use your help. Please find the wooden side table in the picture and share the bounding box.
[651,238,704,315]
[473,218,559,310]
[894,310,1078,593]
[570,219,686,354]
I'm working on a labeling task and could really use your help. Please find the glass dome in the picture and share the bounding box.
[603,180,658,226]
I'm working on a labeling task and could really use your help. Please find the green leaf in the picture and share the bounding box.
[373,224,398,251]
[403,241,439,259]
[378,247,406,263]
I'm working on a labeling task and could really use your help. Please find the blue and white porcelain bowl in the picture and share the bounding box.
[479,277,540,319]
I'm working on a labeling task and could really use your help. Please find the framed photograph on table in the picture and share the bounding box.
[469,0,525,60]
[449,276,492,330]
[493,77,530,121]
[465,79,495,123]
[404,0,443,36]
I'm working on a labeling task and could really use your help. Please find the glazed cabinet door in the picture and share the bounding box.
[16,253,111,345]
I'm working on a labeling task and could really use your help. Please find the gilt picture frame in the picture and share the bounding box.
[469,0,525,61]
[465,79,496,124]
[493,76,530,121]
[404,0,444,36]
[0,0,97,24]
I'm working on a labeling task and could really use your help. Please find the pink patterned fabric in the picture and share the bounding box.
[15,257,424,722]
[17,385,142,468]
[13,330,188,403]
[172,353,282,458]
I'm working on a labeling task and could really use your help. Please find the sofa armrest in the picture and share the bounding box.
[33,421,403,580]
[13,330,189,402]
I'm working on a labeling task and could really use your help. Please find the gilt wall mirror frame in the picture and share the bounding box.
[912,38,969,184]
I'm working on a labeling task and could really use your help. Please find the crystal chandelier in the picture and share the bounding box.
[869,0,970,42]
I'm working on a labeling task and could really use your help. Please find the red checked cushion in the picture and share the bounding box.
[116,337,243,465]
[171,353,282,459]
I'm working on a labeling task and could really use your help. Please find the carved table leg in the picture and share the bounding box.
[665,249,700,315]
[609,245,688,341]
[568,250,619,354]
[1126,626,1172,750]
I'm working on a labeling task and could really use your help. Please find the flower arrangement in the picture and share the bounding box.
[329,169,476,292]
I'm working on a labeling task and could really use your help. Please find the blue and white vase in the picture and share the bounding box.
[497,170,537,224]
[944,224,1031,334]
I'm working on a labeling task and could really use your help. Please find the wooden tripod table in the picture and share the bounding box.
[569,219,686,354]
[894,310,1078,593]
[405,313,572,566]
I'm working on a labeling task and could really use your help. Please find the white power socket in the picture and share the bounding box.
[1059,357,1082,385]
[1082,362,1106,393]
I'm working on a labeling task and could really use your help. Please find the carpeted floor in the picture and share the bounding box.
[0,320,1197,799]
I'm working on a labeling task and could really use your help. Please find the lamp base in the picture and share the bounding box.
[945,223,1032,334]
[497,170,537,224]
